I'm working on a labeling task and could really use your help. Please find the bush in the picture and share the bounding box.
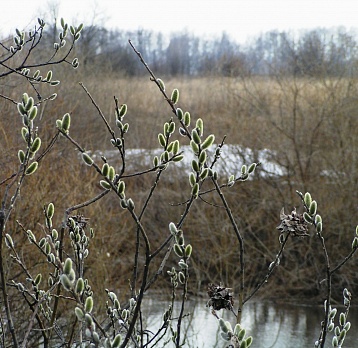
[0,19,357,348]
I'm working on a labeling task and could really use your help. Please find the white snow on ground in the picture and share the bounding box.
[89,144,285,179]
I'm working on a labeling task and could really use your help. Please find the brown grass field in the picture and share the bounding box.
[1,70,357,306]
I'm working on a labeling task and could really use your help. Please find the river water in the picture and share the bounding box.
[142,298,358,347]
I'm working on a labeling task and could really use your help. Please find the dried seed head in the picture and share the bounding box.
[277,208,309,237]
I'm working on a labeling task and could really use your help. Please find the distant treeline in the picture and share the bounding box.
[15,23,358,77]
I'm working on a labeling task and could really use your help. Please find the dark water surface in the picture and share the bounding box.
[143,298,358,347]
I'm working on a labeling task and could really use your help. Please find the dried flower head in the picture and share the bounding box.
[277,208,309,237]
[207,283,234,311]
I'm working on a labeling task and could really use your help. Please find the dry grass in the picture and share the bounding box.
[1,72,357,304]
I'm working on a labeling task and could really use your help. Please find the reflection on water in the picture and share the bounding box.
[142,297,357,347]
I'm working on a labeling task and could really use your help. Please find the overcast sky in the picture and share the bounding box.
[1,0,358,44]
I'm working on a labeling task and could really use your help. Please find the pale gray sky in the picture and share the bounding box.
[1,0,358,43]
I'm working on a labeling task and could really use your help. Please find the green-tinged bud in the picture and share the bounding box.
[112,334,122,348]
[185,244,192,258]
[5,234,14,248]
[167,142,174,153]
[114,299,120,310]
[47,202,54,219]
[184,111,191,127]
[157,78,165,91]
[74,32,81,41]
[334,326,340,336]
[199,151,207,164]
[303,212,313,224]
[173,244,183,257]
[172,140,180,154]
[161,151,169,163]
[17,103,26,116]
[27,230,36,243]
[60,18,65,28]
[344,322,351,331]
[68,268,76,282]
[51,229,58,241]
[18,150,25,164]
[315,221,322,233]
[164,122,169,135]
[34,273,42,286]
[192,129,201,144]
[201,134,215,150]
[173,154,184,162]
[200,168,209,180]
[219,318,230,333]
[176,108,183,121]
[245,336,253,347]
[75,278,84,294]
[328,322,334,331]
[122,309,128,322]
[85,296,94,313]
[329,308,337,319]
[241,164,247,175]
[84,313,93,326]
[45,70,52,82]
[153,156,159,167]
[100,180,111,190]
[309,200,317,215]
[70,25,75,35]
[340,313,346,326]
[356,225,358,236]
[190,140,199,154]
[119,104,127,117]
[60,274,72,291]
[169,222,178,235]
[127,198,135,210]
[92,332,100,344]
[29,105,38,120]
[168,121,175,134]
[196,118,204,136]
[21,127,29,142]
[213,171,218,180]
[352,237,358,249]
[178,271,185,284]
[62,113,71,132]
[192,160,200,172]
[238,328,246,341]
[102,163,109,177]
[120,199,128,209]
[25,97,34,111]
[234,324,242,336]
[64,258,73,275]
[22,93,29,104]
[33,70,40,79]
[158,133,166,147]
[332,336,338,347]
[39,238,46,248]
[176,234,184,246]
[82,153,93,166]
[240,341,247,348]
[122,123,129,133]
[25,161,38,175]
[75,307,85,321]
[248,163,256,174]
[117,181,125,195]
[77,23,84,33]
[339,329,346,343]
[192,183,199,198]
[189,172,196,187]
[72,58,78,67]
[56,119,62,129]
[304,192,312,207]
[171,88,179,104]
[30,137,41,153]
[50,80,60,86]
[315,214,322,224]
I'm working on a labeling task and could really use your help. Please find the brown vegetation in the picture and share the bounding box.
[2,71,357,304]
